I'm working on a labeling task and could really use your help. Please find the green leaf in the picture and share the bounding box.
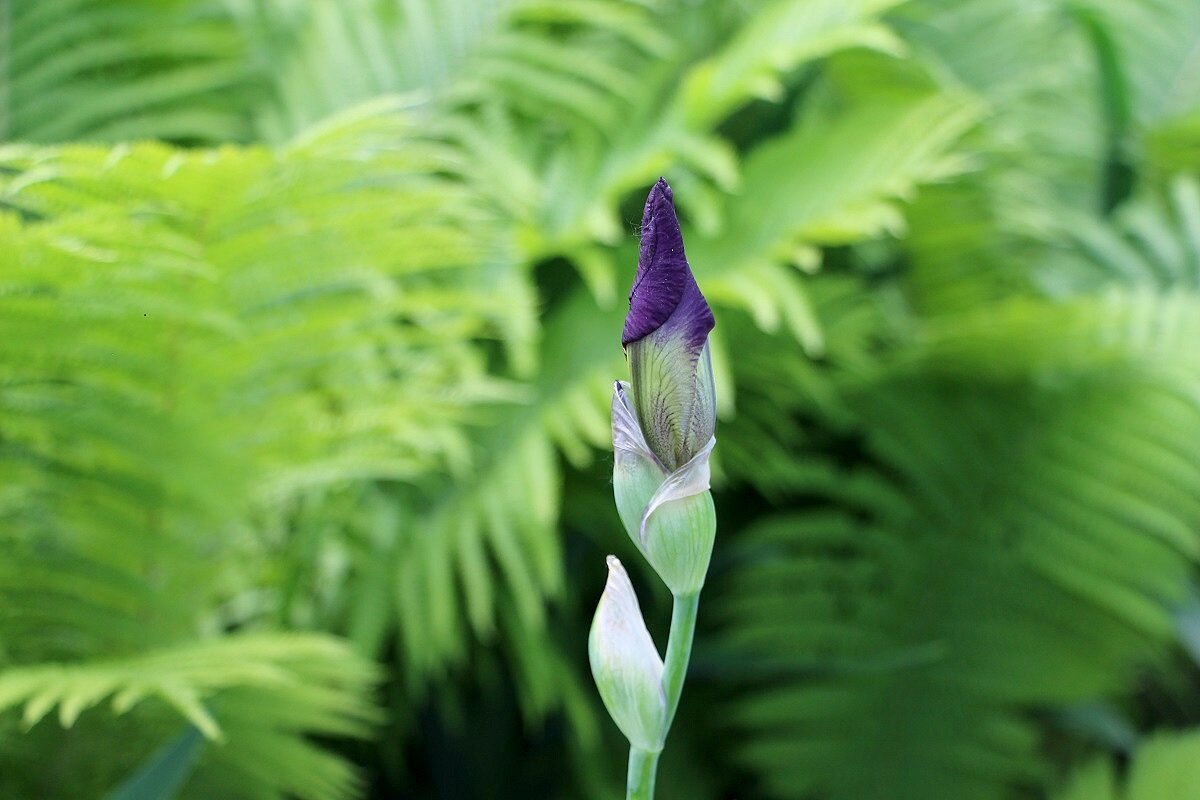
[1054,729,1200,800]
[105,726,205,800]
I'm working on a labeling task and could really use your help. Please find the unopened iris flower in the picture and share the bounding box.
[590,178,718,800]
[621,177,716,473]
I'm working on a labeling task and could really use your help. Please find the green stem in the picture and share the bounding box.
[626,748,657,800]
[625,591,701,800]
[662,592,699,729]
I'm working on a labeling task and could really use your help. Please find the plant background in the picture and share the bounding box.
[3,0,1200,798]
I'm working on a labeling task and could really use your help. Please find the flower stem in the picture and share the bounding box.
[626,748,657,800]
[662,592,699,729]
[625,591,701,800]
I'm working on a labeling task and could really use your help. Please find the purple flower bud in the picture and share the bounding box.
[622,179,716,472]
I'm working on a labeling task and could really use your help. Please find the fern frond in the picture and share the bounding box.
[894,0,1112,315]
[234,0,513,142]
[2,0,259,143]
[711,162,1200,800]
[375,290,623,687]
[693,52,979,357]
[0,107,510,795]
[717,366,1200,799]
[0,634,375,739]
[1042,175,1200,293]
[449,0,940,298]
[0,634,376,800]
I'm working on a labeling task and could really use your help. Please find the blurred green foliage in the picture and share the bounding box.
[2,0,1200,798]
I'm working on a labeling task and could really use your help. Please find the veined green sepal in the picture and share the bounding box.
[627,337,716,473]
[612,382,717,596]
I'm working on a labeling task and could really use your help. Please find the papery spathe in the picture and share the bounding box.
[588,556,667,752]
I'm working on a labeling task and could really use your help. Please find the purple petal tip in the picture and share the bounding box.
[621,179,714,349]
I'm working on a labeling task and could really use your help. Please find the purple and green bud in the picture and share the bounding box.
[593,180,717,790]
[610,179,717,596]
[622,178,716,473]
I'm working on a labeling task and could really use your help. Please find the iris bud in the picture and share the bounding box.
[612,179,717,596]
[622,178,716,472]
[588,556,667,752]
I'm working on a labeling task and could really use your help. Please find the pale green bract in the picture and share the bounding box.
[612,381,717,596]
[588,557,668,753]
